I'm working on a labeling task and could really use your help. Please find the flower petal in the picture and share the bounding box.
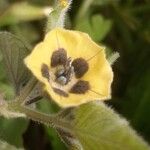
[82,54,113,100]
[45,28,105,61]
[24,28,113,107]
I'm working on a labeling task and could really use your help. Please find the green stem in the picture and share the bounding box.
[18,77,37,103]
[8,100,72,130]
[46,1,72,33]
[20,106,71,129]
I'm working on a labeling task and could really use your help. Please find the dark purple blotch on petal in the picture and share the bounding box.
[53,87,69,97]
[72,58,89,78]
[41,63,49,80]
[51,48,67,67]
[70,80,90,94]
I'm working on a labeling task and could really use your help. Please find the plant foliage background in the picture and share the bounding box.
[0,0,149,149]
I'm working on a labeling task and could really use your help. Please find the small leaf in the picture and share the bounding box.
[57,102,150,150]
[76,15,112,41]
[0,32,30,94]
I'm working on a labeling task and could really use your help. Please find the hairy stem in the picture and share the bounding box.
[8,100,72,130]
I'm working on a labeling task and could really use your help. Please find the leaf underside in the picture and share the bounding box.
[0,32,30,94]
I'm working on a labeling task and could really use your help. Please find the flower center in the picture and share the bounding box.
[55,59,74,86]
[41,48,90,97]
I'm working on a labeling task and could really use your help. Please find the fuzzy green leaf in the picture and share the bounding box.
[0,32,30,94]
[57,102,150,150]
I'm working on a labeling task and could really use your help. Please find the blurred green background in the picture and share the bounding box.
[0,0,150,149]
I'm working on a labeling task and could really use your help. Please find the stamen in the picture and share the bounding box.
[55,58,74,85]
[57,76,67,85]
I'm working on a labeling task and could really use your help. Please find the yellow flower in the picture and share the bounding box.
[24,28,113,107]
